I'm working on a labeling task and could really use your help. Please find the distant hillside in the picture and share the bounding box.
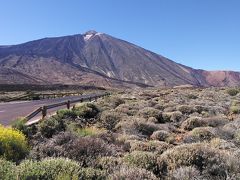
[0,30,239,87]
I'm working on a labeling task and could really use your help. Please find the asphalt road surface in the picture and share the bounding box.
[0,93,98,126]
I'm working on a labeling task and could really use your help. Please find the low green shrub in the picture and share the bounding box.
[226,88,239,96]
[18,158,81,180]
[96,156,123,173]
[138,107,163,122]
[99,111,121,130]
[0,125,29,162]
[123,151,158,174]
[129,140,172,155]
[0,159,17,180]
[79,167,106,180]
[39,117,66,138]
[74,126,105,137]
[184,127,216,143]
[12,117,37,137]
[73,103,100,118]
[230,105,240,114]
[56,109,77,119]
[157,143,228,178]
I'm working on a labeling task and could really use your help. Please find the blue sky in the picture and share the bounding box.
[0,0,240,71]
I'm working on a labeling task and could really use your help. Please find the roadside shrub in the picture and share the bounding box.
[56,109,77,119]
[226,88,239,96]
[157,143,228,178]
[18,158,81,180]
[74,126,105,137]
[99,111,122,130]
[39,116,66,138]
[73,103,100,118]
[0,159,17,180]
[12,117,37,137]
[0,125,29,162]
[123,151,158,174]
[181,117,206,130]
[108,166,158,180]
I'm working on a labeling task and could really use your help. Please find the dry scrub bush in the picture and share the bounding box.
[123,151,158,174]
[150,130,170,141]
[99,111,122,130]
[170,166,201,180]
[29,132,119,167]
[222,119,240,139]
[157,143,230,178]
[183,127,217,143]
[117,119,161,137]
[138,107,163,122]
[177,105,196,114]
[210,138,236,150]
[202,116,229,127]
[181,117,206,130]
[108,166,158,180]
[129,140,172,155]
[115,103,137,116]
[100,96,125,109]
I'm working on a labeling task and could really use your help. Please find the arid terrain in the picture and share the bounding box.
[1,87,240,179]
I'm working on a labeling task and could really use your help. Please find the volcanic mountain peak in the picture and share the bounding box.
[83,30,103,41]
[0,31,239,88]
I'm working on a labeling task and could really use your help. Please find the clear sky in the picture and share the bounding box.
[0,0,239,71]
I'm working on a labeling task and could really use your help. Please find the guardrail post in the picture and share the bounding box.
[42,106,47,119]
[67,100,71,109]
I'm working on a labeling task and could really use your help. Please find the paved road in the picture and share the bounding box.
[0,93,99,126]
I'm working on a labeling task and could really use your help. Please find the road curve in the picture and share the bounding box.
[0,93,102,126]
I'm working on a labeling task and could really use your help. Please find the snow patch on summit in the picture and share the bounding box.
[84,34,94,41]
[83,31,103,41]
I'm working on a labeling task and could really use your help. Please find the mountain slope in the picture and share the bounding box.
[0,30,239,87]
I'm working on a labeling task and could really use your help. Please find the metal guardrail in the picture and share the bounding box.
[4,92,83,102]
[25,92,110,125]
